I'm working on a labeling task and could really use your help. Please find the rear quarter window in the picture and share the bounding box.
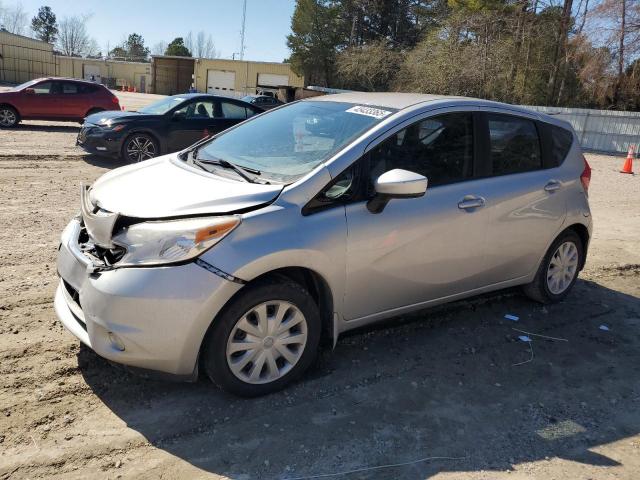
[549,125,573,166]
[78,83,100,94]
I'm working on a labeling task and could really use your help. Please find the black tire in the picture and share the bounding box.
[121,133,159,162]
[523,230,583,304]
[202,276,321,397]
[0,105,19,128]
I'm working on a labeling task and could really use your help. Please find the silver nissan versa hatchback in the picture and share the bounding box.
[55,93,592,396]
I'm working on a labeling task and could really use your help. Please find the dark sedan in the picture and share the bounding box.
[77,94,264,162]
[241,94,284,110]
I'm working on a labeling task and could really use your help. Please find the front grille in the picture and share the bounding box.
[77,125,96,144]
[62,278,81,307]
[61,279,86,332]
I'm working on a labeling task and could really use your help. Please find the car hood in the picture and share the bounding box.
[89,155,283,219]
[85,110,155,125]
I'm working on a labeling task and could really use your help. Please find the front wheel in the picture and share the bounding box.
[523,230,583,304]
[122,133,158,162]
[202,276,321,397]
[0,106,19,128]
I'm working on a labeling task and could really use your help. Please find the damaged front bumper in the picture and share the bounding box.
[54,218,244,378]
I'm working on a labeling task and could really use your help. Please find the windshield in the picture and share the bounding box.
[12,79,40,91]
[241,95,255,102]
[138,96,186,115]
[197,101,395,183]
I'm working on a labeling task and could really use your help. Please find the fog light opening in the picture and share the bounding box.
[108,332,125,351]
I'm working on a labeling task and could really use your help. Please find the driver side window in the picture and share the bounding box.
[175,100,216,119]
[367,112,474,191]
[32,81,52,94]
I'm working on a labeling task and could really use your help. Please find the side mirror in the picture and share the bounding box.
[24,88,35,95]
[172,111,186,122]
[367,169,428,214]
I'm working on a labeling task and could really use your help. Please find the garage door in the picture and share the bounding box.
[257,73,289,87]
[207,70,236,93]
[83,64,101,83]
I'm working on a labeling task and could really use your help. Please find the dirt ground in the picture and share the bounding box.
[0,107,639,480]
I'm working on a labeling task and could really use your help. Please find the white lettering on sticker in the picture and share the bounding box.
[346,105,392,119]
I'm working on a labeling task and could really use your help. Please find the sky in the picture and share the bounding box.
[16,0,296,62]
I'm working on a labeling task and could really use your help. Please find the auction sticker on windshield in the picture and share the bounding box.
[345,105,392,119]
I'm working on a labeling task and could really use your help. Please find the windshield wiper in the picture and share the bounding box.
[179,135,213,161]
[194,158,264,184]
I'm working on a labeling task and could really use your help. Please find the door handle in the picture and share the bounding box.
[458,195,485,210]
[544,180,562,192]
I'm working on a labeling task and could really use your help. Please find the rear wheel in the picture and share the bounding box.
[202,276,321,397]
[523,230,583,304]
[0,106,19,128]
[122,133,158,162]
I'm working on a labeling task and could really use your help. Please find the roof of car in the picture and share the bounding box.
[310,92,572,130]
[309,92,466,110]
[37,77,104,84]
[169,93,252,103]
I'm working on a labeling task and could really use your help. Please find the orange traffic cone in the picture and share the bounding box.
[621,145,635,174]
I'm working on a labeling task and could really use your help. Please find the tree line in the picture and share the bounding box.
[0,3,219,61]
[287,0,640,110]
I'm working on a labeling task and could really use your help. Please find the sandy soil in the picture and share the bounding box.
[0,121,639,480]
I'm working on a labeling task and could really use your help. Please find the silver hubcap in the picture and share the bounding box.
[546,241,579,294]
[226,301,308,385]
[126,136,156,161]
[0,109,16,126]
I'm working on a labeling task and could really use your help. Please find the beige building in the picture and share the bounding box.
[1,31,304,97]
[151,55,304,97]
[194,58,304,95]
[57,56,152,92]
[0,30,56,83]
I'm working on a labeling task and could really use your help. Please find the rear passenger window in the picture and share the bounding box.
[78,84,99,94]
[62,82,78,94]
[488,114,541,175]
[220,102,248,120]
[368,112,474,188]
[549,125,573,166]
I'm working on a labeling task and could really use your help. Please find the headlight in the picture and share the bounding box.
[112,216,240,267]
[103,121,125,132]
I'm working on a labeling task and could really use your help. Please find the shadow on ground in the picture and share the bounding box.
[81,154,133,169]
[79,277,640,479]
[16,122,80,133]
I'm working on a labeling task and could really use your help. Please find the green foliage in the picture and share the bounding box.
[337,40,404,91]
[165,37,192,57]
[109,46,128,58]
[124,33,150,61]
[31,6,58,43]
[286,0,341,86]
[109,33,150,61]
[287,0,638,109]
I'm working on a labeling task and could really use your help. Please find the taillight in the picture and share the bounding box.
[580,156,591,194]
[111,96,120,105]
